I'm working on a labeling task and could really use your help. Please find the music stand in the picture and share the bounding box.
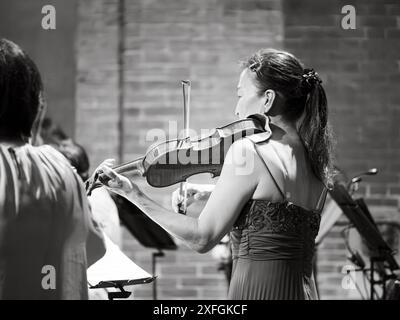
[329,182,399,299]
[111,193,177,300]
[87,234,156,300]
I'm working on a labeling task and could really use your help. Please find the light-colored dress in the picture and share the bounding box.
[0,144,104,299]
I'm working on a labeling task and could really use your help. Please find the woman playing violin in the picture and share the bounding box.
[97,48,334,300]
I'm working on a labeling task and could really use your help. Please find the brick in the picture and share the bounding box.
[199,290,228,300]
[319,289,343,298]
[370,186,389,195]
[160,289,198,298]
[359,16,397,27]
[389,186,400,195]
[200,265,220,275]
[181,278,226,287]
[365,27,385,38]
[365,198,398,207]
[131,288,153,300]
[317,255,347,264]
[318,242,346,250]
[317,263,342,273]
[385,28,400,38]
[160,266,197,275]
[385,4,400,15]
[283,0,335,16]
[157,278,179,287]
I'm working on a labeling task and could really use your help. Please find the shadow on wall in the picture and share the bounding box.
[0,0,78,137]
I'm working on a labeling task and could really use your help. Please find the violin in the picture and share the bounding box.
[85,114,268,196]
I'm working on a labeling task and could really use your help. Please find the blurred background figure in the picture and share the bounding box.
[40,118,69,146]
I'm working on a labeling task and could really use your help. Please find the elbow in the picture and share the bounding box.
[196,244,211,254]
[189,221,219,254]
[192,235,216,254]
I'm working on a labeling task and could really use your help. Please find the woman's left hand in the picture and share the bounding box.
[95,159,137,195]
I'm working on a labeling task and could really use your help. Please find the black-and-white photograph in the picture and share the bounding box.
[0,0,399,309]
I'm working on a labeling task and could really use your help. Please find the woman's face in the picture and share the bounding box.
[235,69,265,119]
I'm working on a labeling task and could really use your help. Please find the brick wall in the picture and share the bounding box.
[76,0,121,166]
[283,0,400,299]
[76,0,400,299]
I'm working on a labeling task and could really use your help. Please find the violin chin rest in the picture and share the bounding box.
[247,113,267,129]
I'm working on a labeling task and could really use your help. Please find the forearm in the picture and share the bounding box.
[198,183,215,193]
[121,189,210,253]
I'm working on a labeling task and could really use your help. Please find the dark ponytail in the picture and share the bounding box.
[298,69,333,186]
[242,49,334,186]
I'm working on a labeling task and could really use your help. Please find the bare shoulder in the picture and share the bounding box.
[265,134,305,164]
[222,138,263,179]
[224,137,258,163]
[229,137,257,153]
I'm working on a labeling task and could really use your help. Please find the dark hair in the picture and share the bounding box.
[54,140,90,181]
[242,48,334,185]
[41,117,69,145]
[0,39,43,140]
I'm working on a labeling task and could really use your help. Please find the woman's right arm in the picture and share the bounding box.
[97,139,261,253]
[171,183,215,213]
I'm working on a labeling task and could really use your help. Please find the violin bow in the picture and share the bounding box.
[178,80,191,214]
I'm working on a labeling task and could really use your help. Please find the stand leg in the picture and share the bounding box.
[152,250,164,300]
[370,259,374,300]
[108,285,132,300]
[369,257,388,300]
[383,277,386,299]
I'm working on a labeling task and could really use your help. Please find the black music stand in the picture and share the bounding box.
[111,193,177,300]
[90,278,156,300]
[329,182,399,299]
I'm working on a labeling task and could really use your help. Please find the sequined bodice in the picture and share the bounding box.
[230,199,321,277]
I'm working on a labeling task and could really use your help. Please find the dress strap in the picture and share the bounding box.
[315,186,328,212]
[245,137,286,200]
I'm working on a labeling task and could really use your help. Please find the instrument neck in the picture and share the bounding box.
[113,157,144,175]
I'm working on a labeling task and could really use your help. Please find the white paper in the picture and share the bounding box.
[87,234,152,286]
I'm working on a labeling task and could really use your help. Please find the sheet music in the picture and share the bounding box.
[87,233,152,287]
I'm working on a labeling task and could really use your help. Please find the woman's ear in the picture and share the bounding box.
[263,89,276,114]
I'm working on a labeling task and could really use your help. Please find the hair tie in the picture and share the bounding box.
[302,68,322,87]
[249,61,261,73]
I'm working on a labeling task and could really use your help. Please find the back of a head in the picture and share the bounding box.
[55,140,90,181]
[0,39,43,140]
[41,117,69,145]
[242,48,334,186]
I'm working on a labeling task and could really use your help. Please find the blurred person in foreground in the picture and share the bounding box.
[0,39,105,299]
